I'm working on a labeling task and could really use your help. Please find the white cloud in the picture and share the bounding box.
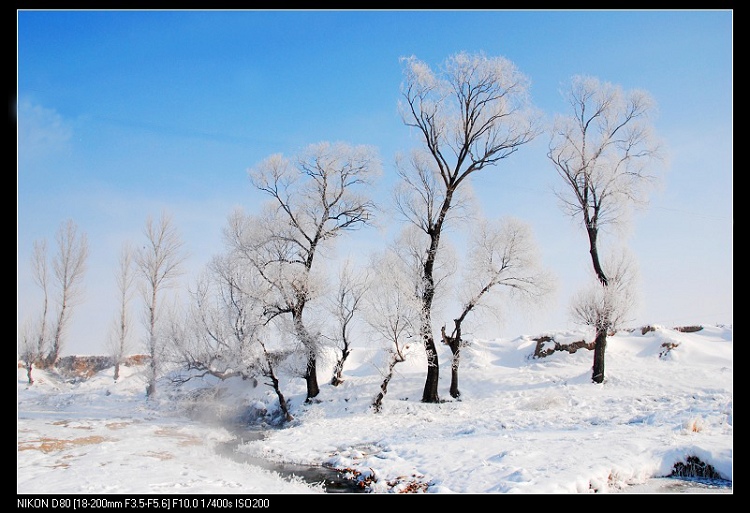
[17,98,73,162]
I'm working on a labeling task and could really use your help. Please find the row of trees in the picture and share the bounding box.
[19,51,662,414]
[19,219,89,383]
[19,214,187,394]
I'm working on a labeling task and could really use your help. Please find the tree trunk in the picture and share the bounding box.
[330,348,350,386]
[305,352,320,401]
[420,189,454,404]
[269,371,294,423]
[373,354,403,413]
[26,363,34,385]
[587,224,609,384]
[449,347,460,399]
[420,239,442,403]
[292,306,320,401]
[146,294,158,398]
[146,352,157,398]
[421,318,440,403]
[441,325,461,399]
[372,373,392,413]
[294,313,320,401]
[113,362,120,382]
[591,328,607,383]
[259,341,293,423]
[587,226,608,286]
[47,297,69,368]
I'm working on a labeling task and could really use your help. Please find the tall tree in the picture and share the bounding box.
[108,243,136,382]
[30,239,50,366]
[235,141,380,401]
[47,219,89,367]
[547,75,662,383]
[398,52,541,402]
[136,212,186,398]
[21,238,52,381]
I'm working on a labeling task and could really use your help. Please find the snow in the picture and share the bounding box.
[18,324,732,496]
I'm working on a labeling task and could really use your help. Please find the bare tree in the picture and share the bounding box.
[571,251,638,329]
[364,247,421,413]
[20,238,52,381]
[18,319,37,385]
[570,249,639,378]
[135,212,186,398]
[175,258,262,383]
[108,243,136,382]
[441,217,554,398]
[30,239,50,367]
[170,252,295,423]
[256,337,295,423]
[328,260,369,386]
[46,219,89,367]
[398,51,541,402]
[548,75,663,383]
[237,141,380,401]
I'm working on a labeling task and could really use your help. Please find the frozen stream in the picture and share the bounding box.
[218,426,732,494]
[216,428,365,493]
[618,477,732,494]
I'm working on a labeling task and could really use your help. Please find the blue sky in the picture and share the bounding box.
[17,9,733,356]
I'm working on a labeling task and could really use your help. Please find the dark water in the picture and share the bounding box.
[619,476,732,494]
[216,429,365,493]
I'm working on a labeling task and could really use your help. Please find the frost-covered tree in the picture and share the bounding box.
[18,319,37,385]
[135,212,186,398]
[29,239,50,367]
[107,243,136,382]
[21,238,52,380]
[570,249,639,380]
[441,217,554,398]
[47,219,89,367]
[328,260,369,386]
[234,141,380,401]
[170,251,294,422]
[548,75,663,383]
[178,255,264,381]
[364,245,421,413]
[398,52,541,402]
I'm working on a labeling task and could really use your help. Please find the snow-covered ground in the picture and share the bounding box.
[17,324,732,495]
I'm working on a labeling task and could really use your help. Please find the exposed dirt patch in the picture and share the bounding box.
[154,427,203,446]
[141,450,175,461]
[54,355,150,380]
[18,435,111,453]
[51,420,93,430]
[106,421,134,430]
